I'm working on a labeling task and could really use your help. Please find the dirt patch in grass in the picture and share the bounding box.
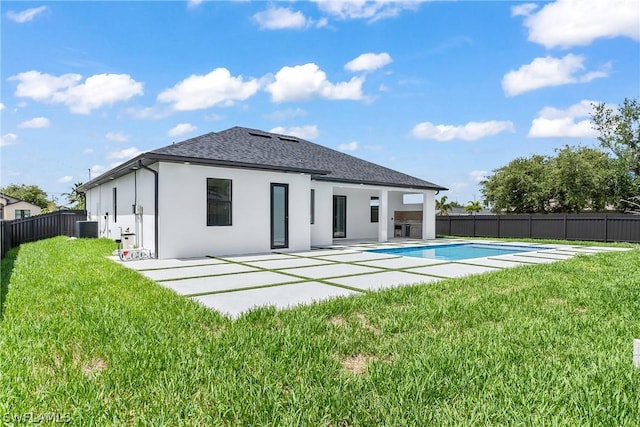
[81,356,108,378]
[356,313,381,335]
[339,354,376,375]
[575,306,587,315]
[329,315,346,327]
[547,298,567,306]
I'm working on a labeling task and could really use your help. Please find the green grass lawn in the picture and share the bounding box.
[1,237,639,425]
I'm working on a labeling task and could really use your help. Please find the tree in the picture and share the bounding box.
[480,147,622,213]
[435,195,452,216]
[481,155,551,213]
[548,146,620,212]
[591,98,640,176]
[0,184,50,209]
[63,182,86,210]
[591,97,640,208]
[465,200,483,214]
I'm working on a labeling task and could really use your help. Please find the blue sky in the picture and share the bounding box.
[1,0,638,206]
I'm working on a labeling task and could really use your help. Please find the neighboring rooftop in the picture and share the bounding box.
[149,126,445,190]
[0,193,22,205]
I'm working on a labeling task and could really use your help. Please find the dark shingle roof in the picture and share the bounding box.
[149,126,445,190]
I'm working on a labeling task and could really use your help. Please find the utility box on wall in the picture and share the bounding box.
[75,221,98,238]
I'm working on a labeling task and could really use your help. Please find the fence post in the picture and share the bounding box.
[528,214,532,239]
[604,214,608,242]
[563,215,567,240]
[497,215,501,238]
[473,215,476,237]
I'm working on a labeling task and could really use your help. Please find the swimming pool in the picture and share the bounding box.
[368,243,550,261]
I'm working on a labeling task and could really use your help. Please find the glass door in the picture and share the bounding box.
[271,183,289,249]
[333,195,346,238]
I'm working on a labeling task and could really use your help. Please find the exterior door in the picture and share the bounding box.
[271,183,289,249]
[333,195,346,238]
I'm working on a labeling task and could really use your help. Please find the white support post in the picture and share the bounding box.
[634,339,640,368]
[378,189,388,242]
[422,191,435,240]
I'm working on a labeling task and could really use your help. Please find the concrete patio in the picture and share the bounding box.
[116,239,630,318]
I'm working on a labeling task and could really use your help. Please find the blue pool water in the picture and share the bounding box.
[368,243,549,261]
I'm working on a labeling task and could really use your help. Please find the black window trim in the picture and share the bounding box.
[370,196,379,223]
[207,178,233,226]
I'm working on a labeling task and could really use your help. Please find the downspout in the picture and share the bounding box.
[138,160,159,259]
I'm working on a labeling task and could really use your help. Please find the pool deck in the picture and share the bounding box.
[115,239,632,318]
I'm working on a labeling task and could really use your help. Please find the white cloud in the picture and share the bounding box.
[187,0,203,9]
[158,68,259,111]
[83,148,94,154]
[57,176,73,184]
[411,120,515,141]
[269,125,319,140]
[511,3,538,17]
[18,117,50,128]
[107,147,142,160]
[338,141,358,151]
[521,0,640,49]
[345,52,392,72]
[266,63,364,102]
[312,0,422,22]
[253,6,308,30]
[502,54,610,96]
[90,164,107,176]
[6,6,47,23]
[9,70,143,114]
[528,100,600,138]
[0,133,19,147]
[168,123,197,137]
[468,170,488,183]
[0,102,5,110]
[105,132,130,142]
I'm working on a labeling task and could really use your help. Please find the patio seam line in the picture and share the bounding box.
[244,260,337,269]
[512,252,577,260]
[183,278,310,297]
[208,248,450,291]
[134,261,229,272]
[205,255,371,294]
[153,268,261,282]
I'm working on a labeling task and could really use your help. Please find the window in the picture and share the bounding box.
[15,209,31,219]
[207,178,232,226]
[310,189,315,224]
[370,196,379,223]
[113,188,117,223]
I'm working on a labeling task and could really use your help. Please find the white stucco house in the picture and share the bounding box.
[78,127,446,259]
[0,193,42,220]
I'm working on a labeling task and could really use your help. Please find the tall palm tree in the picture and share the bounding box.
[436,196,452,216]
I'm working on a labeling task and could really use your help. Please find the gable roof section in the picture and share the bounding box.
[0,193,23,205]
[149,127,446,190]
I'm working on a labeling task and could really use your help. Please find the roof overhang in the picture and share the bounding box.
[311,176,448,191]
[77,153,331,192]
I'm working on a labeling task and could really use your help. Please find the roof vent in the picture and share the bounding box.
[248,131,272,139]
[278,136,299,142]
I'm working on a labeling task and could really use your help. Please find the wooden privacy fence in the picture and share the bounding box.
[0,210,86,258]
[436,214,640,243]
